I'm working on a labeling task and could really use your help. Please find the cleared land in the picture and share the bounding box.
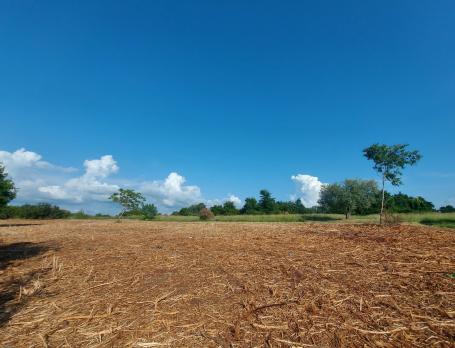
[0,220,454,347]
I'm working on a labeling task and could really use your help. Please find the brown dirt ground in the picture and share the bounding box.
[0,220,454,347]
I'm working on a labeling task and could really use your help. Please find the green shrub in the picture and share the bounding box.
[142,204,158,220]
[440,205,455,213]
[9,203,71,219]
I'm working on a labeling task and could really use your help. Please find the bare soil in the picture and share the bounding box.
[0,220,454,347]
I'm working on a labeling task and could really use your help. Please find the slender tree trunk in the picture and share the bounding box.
[117,208,125,222]
[380,174,385,225]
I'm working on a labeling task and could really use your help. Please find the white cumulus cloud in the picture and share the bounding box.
[291,174,324,207]
[206,194,242,208]
[227,194,242,208]
[0,148,235,213]
[0,148,75,175]
[84,155,119,178]
[38,155,120,203]
[140,172,202,208]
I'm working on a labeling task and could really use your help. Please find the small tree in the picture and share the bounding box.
[363,144,421,224]
[109,188,145,219]
[141,203,158,220]
[0,163,16,209]
[259,190,277,214]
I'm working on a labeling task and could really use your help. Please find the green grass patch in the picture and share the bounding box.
[79,211,455,228]
[419,218,455,229]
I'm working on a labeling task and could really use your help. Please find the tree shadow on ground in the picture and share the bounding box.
[420,218,455,229]
[300,215,342,222]
[0,223,42,228]
[0,242,52,326]
[0,242,49,270]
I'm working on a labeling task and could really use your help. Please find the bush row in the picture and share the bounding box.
[0,203,71,219]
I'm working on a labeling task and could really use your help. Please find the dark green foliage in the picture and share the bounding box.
[276,199,307,214]
[300,214,341,222]
[0,205,15,219]
[386,193,434,213]
[0,163,16,208]
[210,204,224,215]
[199,207,214,220]
[420,218,455,229]
[259,190,277,214]
[173,203,207,216]
[2,203,71,219]
[240,197,260,214]
[210,201,239,216]
[318,179,380,218]
[440,205,455,213]
[141,203,158,220]
[222,201,238,215]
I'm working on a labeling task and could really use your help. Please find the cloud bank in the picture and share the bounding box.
[1,148,326,213]
[0,148,237,213]
[291,174,324,207]
[38,155,120,203]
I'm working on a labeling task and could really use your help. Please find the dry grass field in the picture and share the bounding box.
[0,220,454,347]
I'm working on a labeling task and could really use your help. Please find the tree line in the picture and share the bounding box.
[173,190,310,216]
[172,185,437,218]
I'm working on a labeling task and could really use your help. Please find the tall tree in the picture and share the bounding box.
[259,190,276,214]
[109,188,146,218]
[0,163,16,208]
[363,144,421,224]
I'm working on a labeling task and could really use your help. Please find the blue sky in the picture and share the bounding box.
[1,1,454,213]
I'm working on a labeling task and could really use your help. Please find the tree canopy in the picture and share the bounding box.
[109,188,146,217]
[0,163,16,208]
[440,205,455,213]
[318,179,379,218]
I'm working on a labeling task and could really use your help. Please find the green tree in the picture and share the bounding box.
[175,203,206,216]
[141,203,158,220]
[240,197,260,214]
[0,163,16,209]
[209,201,239,215]
[210,204,224,215]
[275,199,307,214]
[222,201,238,215]
[295,199,306,214]
[259,190,277,214]
[385,193,433,213]
[440,205,455,213]
[363,144,421,224]
[318,179,379,219]
[109,188,146,218]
